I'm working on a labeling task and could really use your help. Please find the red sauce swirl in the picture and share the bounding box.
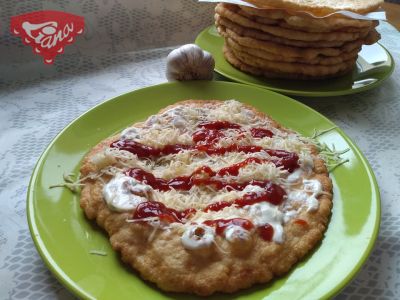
[133,201,195,223]
[111,120,299,171]
[258,224,274,241]
[120,120,291,243]
[251,128,273,138]
[204,181,286,212]
[125,166,286,205]
[203,218,254,235]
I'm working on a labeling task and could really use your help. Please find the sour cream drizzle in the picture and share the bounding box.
[245,202,285,243]
[100,101,327,251]
[224,225,251,242]
[103,175,152,212]
[181,224,215,250]
[287,178,323,212]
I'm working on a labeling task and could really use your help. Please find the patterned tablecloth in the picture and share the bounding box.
[0,1,399,299]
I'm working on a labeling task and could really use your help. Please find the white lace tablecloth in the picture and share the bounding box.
[0,1,399,299]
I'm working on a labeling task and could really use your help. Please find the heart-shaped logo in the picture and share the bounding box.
[11,10,84,64]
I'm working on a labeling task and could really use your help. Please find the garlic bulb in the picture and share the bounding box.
[166,44,215,81]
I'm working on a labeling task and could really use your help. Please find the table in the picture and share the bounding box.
[0,1,399,299]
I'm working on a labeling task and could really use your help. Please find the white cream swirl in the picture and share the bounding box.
[181,224,215,250]
[103,175,152,212]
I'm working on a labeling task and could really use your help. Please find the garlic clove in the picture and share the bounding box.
[166,44,215,81]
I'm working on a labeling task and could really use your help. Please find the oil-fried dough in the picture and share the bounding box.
[223,45,354,79]
[239,5,376,31]
[229,44,356,76]
[225,37,360,65]
[80,100,333,295]
[215,14,349,48]
[244,0,383,16]
[216,3,370,42]
[218,25,363,59]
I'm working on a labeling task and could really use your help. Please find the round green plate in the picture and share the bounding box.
[28,81,380,300]
[195,26,394,97]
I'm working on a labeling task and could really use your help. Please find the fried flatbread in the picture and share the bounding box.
[244,0,383,16]
[225,36,360,65]
[215,14,350,48]
[223,45,354,79]
[228,43,356,76]
[216,3,370,42]
[217,24,364,59]
[238,5,377,32]
[80,100,333,295]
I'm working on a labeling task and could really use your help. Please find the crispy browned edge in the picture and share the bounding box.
[79,100,333,296]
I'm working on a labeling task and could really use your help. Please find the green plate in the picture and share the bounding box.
[28,81,380,300]
[195,26,394,97]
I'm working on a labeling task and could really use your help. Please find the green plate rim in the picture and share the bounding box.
[322,129,381,299]
[27,81,381,299]
[195,25,395,97]
[27,146,92,299]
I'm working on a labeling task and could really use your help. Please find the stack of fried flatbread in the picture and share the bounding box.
[215,0,382,79]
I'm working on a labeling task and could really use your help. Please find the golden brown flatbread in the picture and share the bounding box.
[225,36,360,65]
[80,100,333,295]
[214,2,380,80]
[244,0,383,16]
[215,13,350,47]
[228,43,357,76]
[216,3,370,42]
[217,24,364,59]
[238,5,377,32]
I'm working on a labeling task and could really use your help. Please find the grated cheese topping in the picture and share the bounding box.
[97,100,326,248]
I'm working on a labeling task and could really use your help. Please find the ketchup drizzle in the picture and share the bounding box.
[125,165,286,205]
[132,203,274,242]
[121,120,288,243]
[110,120,300,171]
[293,219,308,227]
[217,157,263,176]
[133,201,194,224]
[204,181,286,212]
[203,218,254,235]
[258,224,274,241]
[110,140,192,158]
[251,128,273,138]
[265,150,299,173]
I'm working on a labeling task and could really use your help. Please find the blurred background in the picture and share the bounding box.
[0,1,398,84]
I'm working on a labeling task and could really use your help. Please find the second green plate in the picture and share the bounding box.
[195,26,394,97]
